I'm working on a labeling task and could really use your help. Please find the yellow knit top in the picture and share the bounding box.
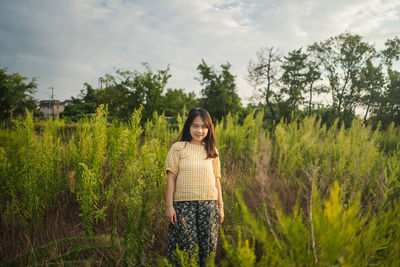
[165,141,221,201]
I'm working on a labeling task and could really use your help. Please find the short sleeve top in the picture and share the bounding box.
[165,141,221,201]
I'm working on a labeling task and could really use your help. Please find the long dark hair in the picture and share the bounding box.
[178,108,218,158]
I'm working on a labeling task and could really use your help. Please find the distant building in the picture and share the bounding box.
[38,100,73,118]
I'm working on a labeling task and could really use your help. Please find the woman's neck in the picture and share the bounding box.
[189,140,203,145]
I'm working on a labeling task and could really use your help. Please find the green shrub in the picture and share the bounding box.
[1,107,400,266]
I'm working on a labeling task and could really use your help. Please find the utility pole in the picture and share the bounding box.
[48,86,54,119]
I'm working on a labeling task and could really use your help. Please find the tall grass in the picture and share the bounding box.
[1,111,65,226]
[221,116,400,266]
[273,117,385,208]
[1,107,400,266]
[215,110,264,169]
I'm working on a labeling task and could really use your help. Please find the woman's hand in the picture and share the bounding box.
[165,205,177,225]
[218,205,224,224]
[165,171,177,225]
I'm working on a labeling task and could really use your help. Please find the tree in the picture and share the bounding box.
[60,83,98,121]
[381,36,400,70]
[279,48,323,118]
[62,64,172,122]
[363,36,400,128]
[79,82,97,103]
[0,68,37,123]
[196,59,242,121]
[309,32,375,125]
[279,48,309,114]
[97,64,171,121]
[247,46,281,121]
[96,71,133,121]
[160,88,199,117]
[383,70,400,126]
[356,59,385,125]
[304,60,322,116]
[378,37,400,127]
[131,63,171,121]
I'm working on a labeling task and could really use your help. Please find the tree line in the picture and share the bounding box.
[59,59,243,124]
[1,32,399,128]
[248,32,400,128]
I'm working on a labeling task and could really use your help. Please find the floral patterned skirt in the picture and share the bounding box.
[167,200,219,267]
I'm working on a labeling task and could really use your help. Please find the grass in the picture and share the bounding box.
[1,106,400,266]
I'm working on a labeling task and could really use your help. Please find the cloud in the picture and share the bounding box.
[0,0,399,104]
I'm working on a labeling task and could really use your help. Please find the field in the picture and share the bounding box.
[1,105,400,266]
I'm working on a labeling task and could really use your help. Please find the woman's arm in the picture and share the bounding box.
[165,171,177,225]
[215,178,224,224]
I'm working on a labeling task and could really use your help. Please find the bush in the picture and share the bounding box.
[1,107,400,266]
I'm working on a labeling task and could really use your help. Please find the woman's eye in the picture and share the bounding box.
[192,125,207,129]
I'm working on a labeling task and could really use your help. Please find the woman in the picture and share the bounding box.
[165,108,224,266]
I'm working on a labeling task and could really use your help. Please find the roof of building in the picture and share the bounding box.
[39,99,73,106]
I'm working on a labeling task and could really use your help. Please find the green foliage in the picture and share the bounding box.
[217,114,400,266]
[61,64,172,123]
[1,110,65,224]
[160,88,199,117]
[119,136,166,265]
[163,245,216,267]
[357,59,385,124]
[309,32,376,126]
[170,245,200,267]
[32,31,400,129]
[60,83,98,122]
[220,227,256,267]
[223,179,400,266]
[0,68,38,123]
[73,105,108,235]
[126,63,171,122]
[2,104,400,266]
[215,110,264,169]
[312,181,364,265]
[0,104,169,265]
[371,68,400,128]
[197,59,243,121]
[274,116,383,204]
[381,36,400,69]
[280,48,309,111]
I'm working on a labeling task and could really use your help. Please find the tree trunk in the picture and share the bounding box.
[266,98,276,122]
[266,65,276,122]
[364,99,372,126]
[309,83,313,117]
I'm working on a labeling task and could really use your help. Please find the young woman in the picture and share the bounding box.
[165,108,224,266]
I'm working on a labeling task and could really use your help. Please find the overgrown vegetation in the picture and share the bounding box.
[3,32,399,130]
[1,105,400,266]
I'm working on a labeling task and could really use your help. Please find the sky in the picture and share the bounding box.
[1,0,400,106]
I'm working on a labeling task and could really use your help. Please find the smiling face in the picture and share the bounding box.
[189,116,209,144]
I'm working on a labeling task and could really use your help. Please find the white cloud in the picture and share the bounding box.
[0,0,399,105]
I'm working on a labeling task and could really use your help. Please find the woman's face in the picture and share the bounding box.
[190,116,208,144]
